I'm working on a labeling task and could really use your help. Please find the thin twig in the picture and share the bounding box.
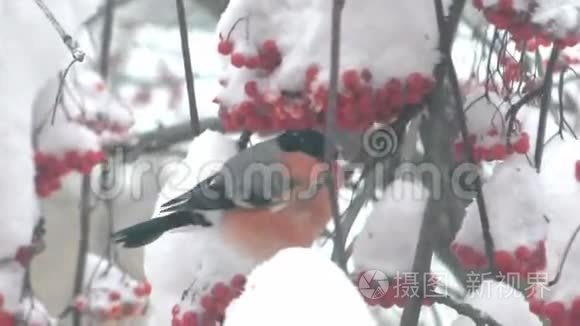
[326,0,348,272]
[176,0,201,136]
[534,46,560,171]
[72,176,92,326]
[99,0,117,263]
[31,0,85,62]
[548,222,580,286]
[431,293,503,326]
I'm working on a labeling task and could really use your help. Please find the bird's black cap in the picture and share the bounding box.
[276,129,337,161]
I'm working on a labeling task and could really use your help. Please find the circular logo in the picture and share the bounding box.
[358,270,390,299]
[362,126,399,158]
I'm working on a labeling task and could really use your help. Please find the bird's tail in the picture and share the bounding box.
[112,211,211,248]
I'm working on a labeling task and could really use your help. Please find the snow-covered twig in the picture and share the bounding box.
[432,293,503,326]
[326,0,348,272]
[102,118,222,159]
[534,47,561,171]
[175,0,200,136]
[31,0,85,62]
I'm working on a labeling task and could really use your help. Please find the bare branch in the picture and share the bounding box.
[175,0,201,136]
[534,46,561,171]
[326,0,348,272]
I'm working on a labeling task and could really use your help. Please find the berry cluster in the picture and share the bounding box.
[216,36,434,131]
[73,281,151,321]
[451,240,546,277]
[218,37,282,71]
[355,272,437,309]
[34,150,105,198]
[171,274,247,326]
[454,131,530,163]
[473,0,580,48]
[528,293,580,326]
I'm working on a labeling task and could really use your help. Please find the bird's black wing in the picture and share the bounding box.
[160,173,237,213]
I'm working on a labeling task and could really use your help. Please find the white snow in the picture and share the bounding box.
[532,0,580,39]
[454,155,548,252]
[77,253,149,321]
[14,297,57,326]
[0,0,99,312]
[451,280,542,326]
[225,247,377,326]
[144,130,255,325]
[216,0,440,111]
[536,140,580,307]
[353,179,430,275]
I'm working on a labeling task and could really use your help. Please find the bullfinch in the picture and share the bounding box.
[112,129,338,262]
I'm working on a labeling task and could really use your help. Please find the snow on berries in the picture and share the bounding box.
[171,274,247,326]
[353,179,435,308]
[34,122,105,198]
[215,0,440,131]
[527,139,580,325]
[451,280,542,326]
[473,0,580,48]
[73,254,150,322]
[451,155,548,277]
[454,90,530,164]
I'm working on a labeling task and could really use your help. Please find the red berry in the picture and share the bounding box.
[182,311,199,326]
[513,133,530,153]
[200,295,216,312]
[305,65,319,85]
[217,40,233,55]
[575,161,580,182]
[342,69,360,91]
[172,317,183,326]
[211,282,229,300]
[495,250,517,274]
[571,297,580,317]
[244,81,259,98]
[230,53,245,68]
[544,301,566,321]
[261,40,279,55]
[172,304,180,316]
[230,274,246,290]
[489,143,507,160]
[515,246,532,261]
[245,56,260,69]
[529,298,545,315]
[109,291,121,301]
[109,304,122,318]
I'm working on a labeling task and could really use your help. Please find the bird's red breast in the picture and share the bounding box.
[220,152,334,262]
